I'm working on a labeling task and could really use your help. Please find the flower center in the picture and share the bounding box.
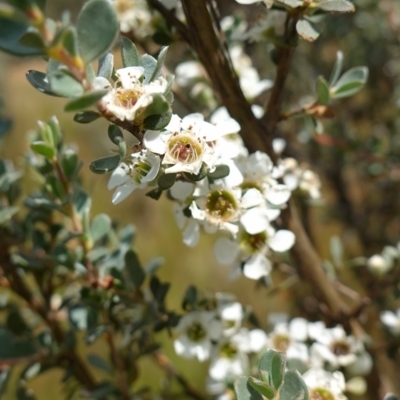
[309,388,335,400]
[241,181,263,193]
[240,230,267,254]
[116,88,143,109]
[168,134,203,164]
[123,154,152,183]
[331,340,350,356]
[186,322,207,342]
[115,0,133,13]
[220,342,238,359]
[206,189,238,222]
[271,334,290,352]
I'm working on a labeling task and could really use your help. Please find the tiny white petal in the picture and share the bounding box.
[243,254,272,280]
[170,181,195,201]
[214,237,240,265]
[268,230,295,252]
[112,183,135,204]
[266,184,291,206]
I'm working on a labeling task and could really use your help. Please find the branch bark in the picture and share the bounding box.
[152,351,207,400]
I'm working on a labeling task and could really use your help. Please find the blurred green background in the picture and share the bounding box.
[1,0,400,398]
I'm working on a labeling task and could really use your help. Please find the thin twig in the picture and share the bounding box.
[152,351,207,400]
[105,329,131,400]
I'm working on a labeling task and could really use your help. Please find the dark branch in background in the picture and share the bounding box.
[180,0,274,155]
[152,351,207,400]
[146,0,192,44]
[262,12,300,133]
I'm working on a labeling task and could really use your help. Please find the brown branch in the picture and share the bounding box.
[152,351,207,400]
[146,0,192,44]
[180,0,274,155]
[262,12,301,133]
[105,330,131,400]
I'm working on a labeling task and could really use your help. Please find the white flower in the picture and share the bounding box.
[218,301,243,337]
[309,324,364,369]
[229,44,273,99]
[235,151,291,211]
[108,150,160,204]
[114,0,152,35]
[214,228,295,280]
[279,158,321,199]
[209,336,249,381]
[303,368,347,400]
[174,311,222,362]
[267,318,310,365]
[381,309,400,335]
[144,114,220,175]
[367,245,398,275]
[95,66,168,123]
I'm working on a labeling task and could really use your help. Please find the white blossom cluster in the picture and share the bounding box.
[106,97,322,279]
[173,295,370,400]
[175,43,273,102]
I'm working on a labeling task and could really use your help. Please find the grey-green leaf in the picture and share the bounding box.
[279,371,309,400]
[91,213,112,242]
[329,50,344,86]
[235,377,264,400]
[208,165,230,180]
[121,36,140,67]
[89,154,120,174]
[248,377,275,399]
[140,54,158,84]
[158,172,176,190]
[64,90,108,112]
[74,111,101,124]
[142,111,172,131]
[149,46,169,83]
[26,70,59,97]
[108,124,124,145]
[0,15,44,56]
[316,0,355,13]
[258,349,287,390]
[316,76,330,105]
[97,52,114,79]
[77,0,119,63]
[125,250,145,289]
[47,59,84,98]
[331,66,368,99]
[296,19,319,42]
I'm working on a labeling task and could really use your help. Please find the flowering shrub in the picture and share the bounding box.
[0,0,400,400]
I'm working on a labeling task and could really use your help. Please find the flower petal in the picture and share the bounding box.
[243,254,271,280]
[268,230,295,252]
[214,237,240,265]
[111,183,135,204]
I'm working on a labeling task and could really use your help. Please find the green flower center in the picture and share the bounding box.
[220,342,238,359]
[272,334,290,352]
[241,181,263,193]
[206,189,238,222]
[186,322,207,342]
[310,388,335,400]
[240,230,267,254]
[168,134,203,164]
[124,155,152,183]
